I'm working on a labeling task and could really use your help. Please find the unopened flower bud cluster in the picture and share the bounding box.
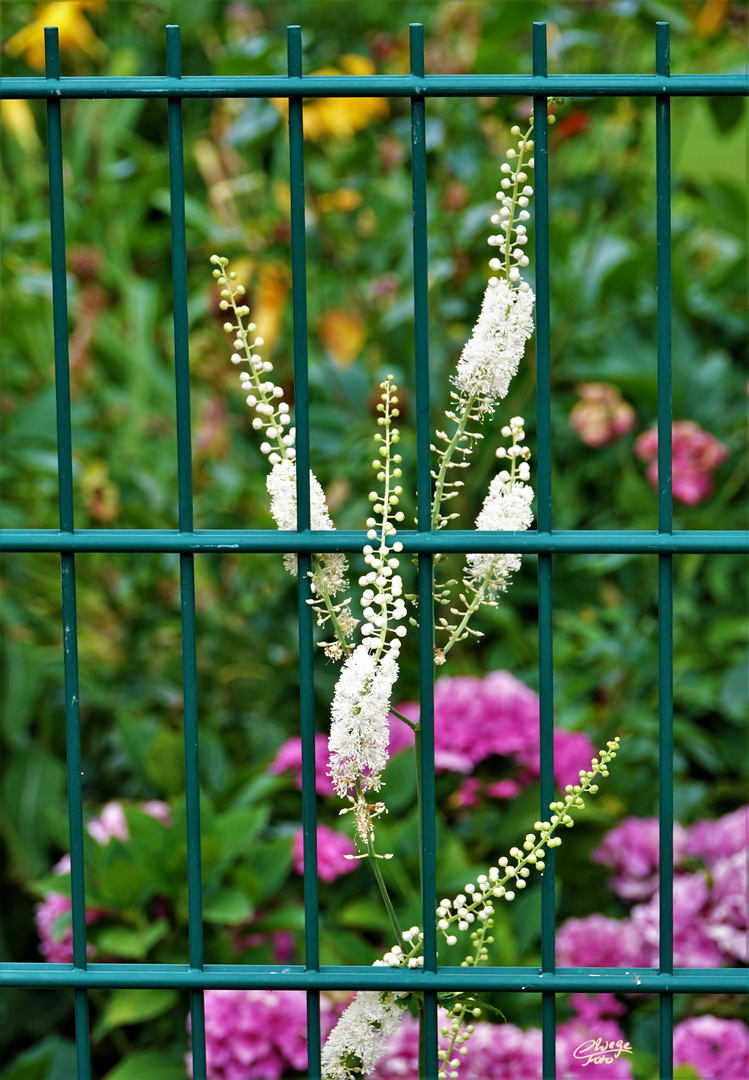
[210,255,294,467]
[487,122,534,289]
[358,377,408,663]
[211,255,356,659]
[434,738,621,1079]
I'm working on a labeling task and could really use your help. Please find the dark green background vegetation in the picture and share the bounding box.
[1,1,746,1077]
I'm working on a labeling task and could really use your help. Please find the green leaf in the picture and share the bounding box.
[101,1051,187,1080]
[202,888,253,925]
[0,1037,77,1080]
[93,988,178,1041]
[93,919,169,959]
[338,898,393,934]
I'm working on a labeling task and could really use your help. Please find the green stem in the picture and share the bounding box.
[431,392,476,531]
[310,555,352,657]
[366,834,403,948]
[391,706,419,732]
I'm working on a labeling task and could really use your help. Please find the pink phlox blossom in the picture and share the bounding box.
[188,989,339,1080]
[629,872,725,968]
[557,1017,634,1079]
[635,420,729,506]
[450,776,482,809]
[556,913,649,969]
[704,851,748,962]
[673,1015,749,1080]
[685,805,749,867]
[592,817,688,900]
[569,993,627,1025]
[86,799,172,845]
[269,733,336,797]
[292,824,358,883]
[392,670,595,796]
[229,913,295,963]
[372,1009,544,1079]
[34,892,98,964]
[569,383,636,447]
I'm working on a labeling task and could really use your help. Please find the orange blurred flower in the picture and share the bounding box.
[5,1,105,71]
[317,188,362,214]
[318,308,366,368]
[271,54,388,141]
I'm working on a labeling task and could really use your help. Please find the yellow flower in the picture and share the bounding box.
[5,1,105,72]
[318,308,366,369]
[317,188,362,214]
[271,54,388,141]
[0,100,41,150]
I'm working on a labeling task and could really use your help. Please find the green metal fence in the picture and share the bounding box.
[0,19,746,1080]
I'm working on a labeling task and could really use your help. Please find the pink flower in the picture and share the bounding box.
[635,420,729,505]
[372,1010,544,1079]
[630,873,725,968]
[686,806,749,867]
[394,670,595,794]
[557,1016,634,1078]
[592,817,688,900]
[86,801,129,845]
[556,914,648,969]
[86,799,172,844]
[34,892,99,964]
[673,1015,749,1080]
[569,993,626,1025]
[569,383,635,447]
[188,989,339,1080]
[704,852,748,962]
[269,734,336,797]
[292,824,358,883]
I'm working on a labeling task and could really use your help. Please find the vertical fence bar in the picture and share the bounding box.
[166,26,206,1079]
[655,21,674,1080]
[410,22,439,1079]
[532,22,556,1080]
[45,27,92,1080]
[287,25,321,1078]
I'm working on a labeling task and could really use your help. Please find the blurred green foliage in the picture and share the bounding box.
[0,0,746,1076]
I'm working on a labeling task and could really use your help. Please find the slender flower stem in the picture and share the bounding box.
[365,837,403,949]
[311,555,352,658]
[431,391,477,531]
[391,707,418,732]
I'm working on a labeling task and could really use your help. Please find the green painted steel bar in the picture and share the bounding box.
[2,962,745,994]
[2,528,746,554]
[655,23,675,1080]
[44,27,92,1080]
[532,24,557,1080]
[410,24,439,1077]
[286,25,322,1078]
[4,72,746,100]
[166,26,207,1080]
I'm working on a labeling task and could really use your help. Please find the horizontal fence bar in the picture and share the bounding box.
[2,73,746,100]
[2,529,746,554]
[1,963,745,994]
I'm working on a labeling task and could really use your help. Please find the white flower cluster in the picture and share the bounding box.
[328,644,399,802]
[464,416,534,599]
[454,278,535,410]
[321,990,408,1080]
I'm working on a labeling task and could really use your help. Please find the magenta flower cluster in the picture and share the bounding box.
[34,800,172,964]
[187,989,340,1080]
[292,824,358,883]
[393,670,597,795]
[557,806,748,969]
[635,420,729,506]
[269,671,596,811]
[372,999,635,1079]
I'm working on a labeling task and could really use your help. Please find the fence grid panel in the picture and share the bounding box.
[1,18,747,1080]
